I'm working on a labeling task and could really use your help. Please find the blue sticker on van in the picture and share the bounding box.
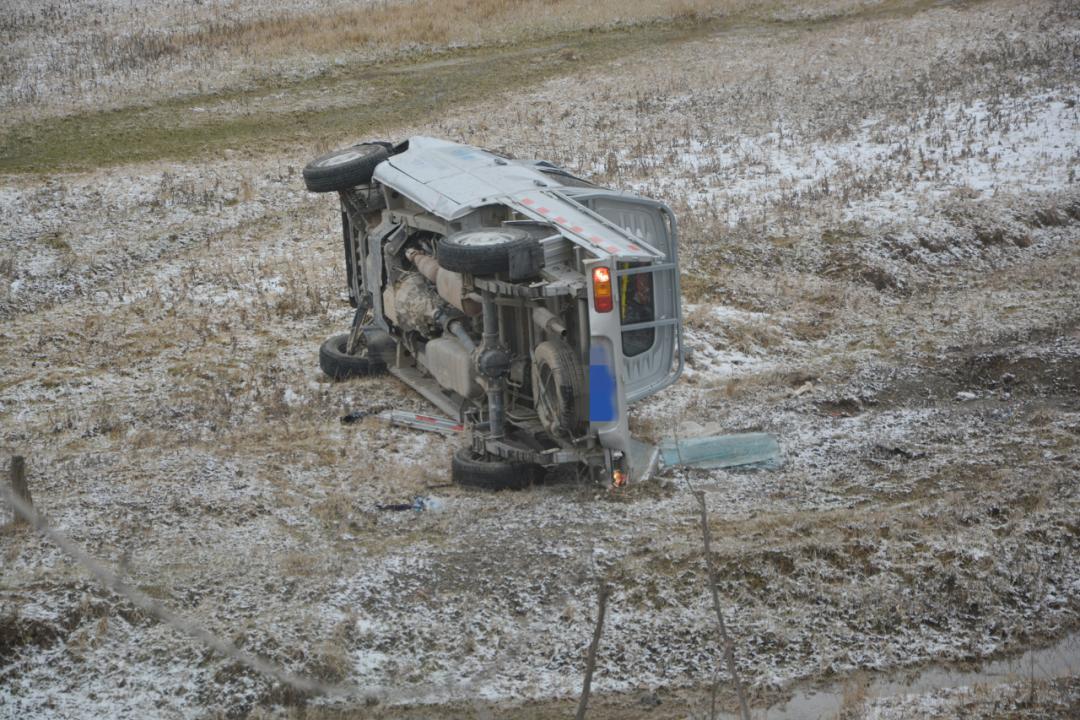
[589,344,617,422]
[450,148,478,161]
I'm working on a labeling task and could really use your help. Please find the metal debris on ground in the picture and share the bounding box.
[342,409,464,435]
[380,411,464,435]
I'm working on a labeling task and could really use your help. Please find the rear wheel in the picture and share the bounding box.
[436,227,539,275]
[303,143,390,193]
[451,448,543,491]
[319,333,386,380]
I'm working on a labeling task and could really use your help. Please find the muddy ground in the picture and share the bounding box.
[1,0,1079,718]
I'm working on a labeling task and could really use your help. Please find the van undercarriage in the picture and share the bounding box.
[305,137,684,488]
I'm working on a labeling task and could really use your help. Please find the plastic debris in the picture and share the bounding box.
[658,432,781,470]
[376,496,445,512]
[341,410,369,424]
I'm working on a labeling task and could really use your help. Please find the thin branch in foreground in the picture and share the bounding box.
[694,490,751,720]
[575,580,612,720]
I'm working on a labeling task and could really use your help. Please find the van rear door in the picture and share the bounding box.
[569,191,684,402]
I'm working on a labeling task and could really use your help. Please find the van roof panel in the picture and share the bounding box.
[373,136,663,262]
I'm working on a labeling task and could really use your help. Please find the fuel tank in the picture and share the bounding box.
[419,336,483,399]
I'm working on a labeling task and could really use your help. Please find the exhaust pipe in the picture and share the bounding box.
[532,306,567,338]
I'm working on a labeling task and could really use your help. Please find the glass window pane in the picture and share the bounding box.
[619,264,655,357]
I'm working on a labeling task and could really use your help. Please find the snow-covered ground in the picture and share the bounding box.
[2,1,1079,718]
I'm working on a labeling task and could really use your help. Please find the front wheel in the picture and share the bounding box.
[303,143,390,193]
[451,448,543,491]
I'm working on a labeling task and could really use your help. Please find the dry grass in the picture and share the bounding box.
[0,0,811,122]
[168,0,736,57]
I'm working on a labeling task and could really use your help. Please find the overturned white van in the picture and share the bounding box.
[304,137,684,488]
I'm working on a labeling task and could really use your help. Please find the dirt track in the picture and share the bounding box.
[2,1,1079,718]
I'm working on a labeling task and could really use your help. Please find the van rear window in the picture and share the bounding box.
[619,264,655,357]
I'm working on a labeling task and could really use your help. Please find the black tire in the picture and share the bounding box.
[303,143,390,193]
[532,339,588,438]
[451,448,543,491]
[319,333,386,380]
[436,227,539,275]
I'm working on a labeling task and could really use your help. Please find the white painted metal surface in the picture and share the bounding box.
[373,136,663,262]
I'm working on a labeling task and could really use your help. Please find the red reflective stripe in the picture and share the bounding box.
[537,207,550,214]
[521,198,535,205]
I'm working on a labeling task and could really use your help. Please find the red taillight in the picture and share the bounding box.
[592,266,613,313]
